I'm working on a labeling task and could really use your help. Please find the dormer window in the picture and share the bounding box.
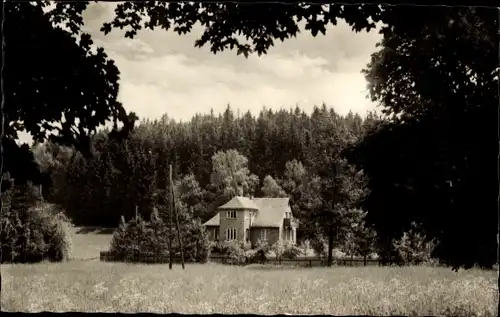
[227,210,236,219]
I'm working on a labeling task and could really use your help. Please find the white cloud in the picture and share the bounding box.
[110,37,379,122]
[18,4,382,145]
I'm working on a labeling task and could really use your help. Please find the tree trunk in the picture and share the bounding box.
[168,165,173,270]
[327,225,334,267]
[0,92,4,297]
[497,232,499,317]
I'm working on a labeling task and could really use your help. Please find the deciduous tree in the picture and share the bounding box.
[261,175,287,198]
[345,6,498,270]
[210,149,259,199]
[6,2,131,158]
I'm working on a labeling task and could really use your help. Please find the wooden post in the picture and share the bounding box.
[171,169,185,269]
[169,165,173,270]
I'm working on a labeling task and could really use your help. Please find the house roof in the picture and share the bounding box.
[251,198,290,228]
[202,197,291,228]
[203,213,220,226]
[217,196,259,210]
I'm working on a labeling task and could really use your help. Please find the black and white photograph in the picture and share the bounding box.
[1,1,498,315]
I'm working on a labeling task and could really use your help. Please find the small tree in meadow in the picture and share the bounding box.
[355,225,377,265]
[342,231,358,261]
[393,222,435,265]
[181,218,212,263]
[147,209,169,259]
[109,214,152,262]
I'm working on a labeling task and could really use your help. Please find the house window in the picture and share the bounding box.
[226,228,237,240]
[246,229,250,243]
[260,229,268,241]
[214,228,219,240]
[227,210,236,219]
[285,211,292,219]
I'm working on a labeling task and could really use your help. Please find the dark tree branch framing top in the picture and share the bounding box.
[5,2,132,158]
[49,3,466,57]
[48,3,497,119]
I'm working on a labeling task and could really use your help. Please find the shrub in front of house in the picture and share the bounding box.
[282,242,303,260]
[1,185,73,263]
[246,240,271,264]
[212,240,250,255]
[211,241,225,254]
[271,241,285,261]
[218,240,246,264]
[310,236,328,258]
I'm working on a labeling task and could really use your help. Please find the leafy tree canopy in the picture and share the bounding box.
[6,2,131,148]
[344,6,497,269]
[3,1,138,187]
[49,4,489,59]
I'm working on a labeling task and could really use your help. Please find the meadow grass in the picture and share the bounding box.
[68,226,113,260]
[1,260,497,315]
[1,227,497,315]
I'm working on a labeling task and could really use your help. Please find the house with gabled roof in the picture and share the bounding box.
[202,196,298,247]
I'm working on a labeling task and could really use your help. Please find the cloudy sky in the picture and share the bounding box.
[83,3,382,120]
[20,3,382,144]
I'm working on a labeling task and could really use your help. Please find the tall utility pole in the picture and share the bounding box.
[172,174,185,269]
[168,165,173,270]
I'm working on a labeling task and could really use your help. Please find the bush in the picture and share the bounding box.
[0,184,73,263]
[108,210,211,263]
[211,241,224,254]
[109,213,170,262]
[282,242,303,260]
[310,236,328,257]
[271,241,285,261]
[219,240,246,264]
[34,204,73,261]
[211,240,250,254]
[392,222,435,265]
[246,240,271,264]
[181,218,211,263]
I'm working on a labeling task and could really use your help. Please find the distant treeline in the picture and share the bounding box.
[34,104,378,227]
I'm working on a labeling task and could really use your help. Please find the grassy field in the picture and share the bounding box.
[2,261,497,315]
[1,227,498,315]
[68,226,114,260]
